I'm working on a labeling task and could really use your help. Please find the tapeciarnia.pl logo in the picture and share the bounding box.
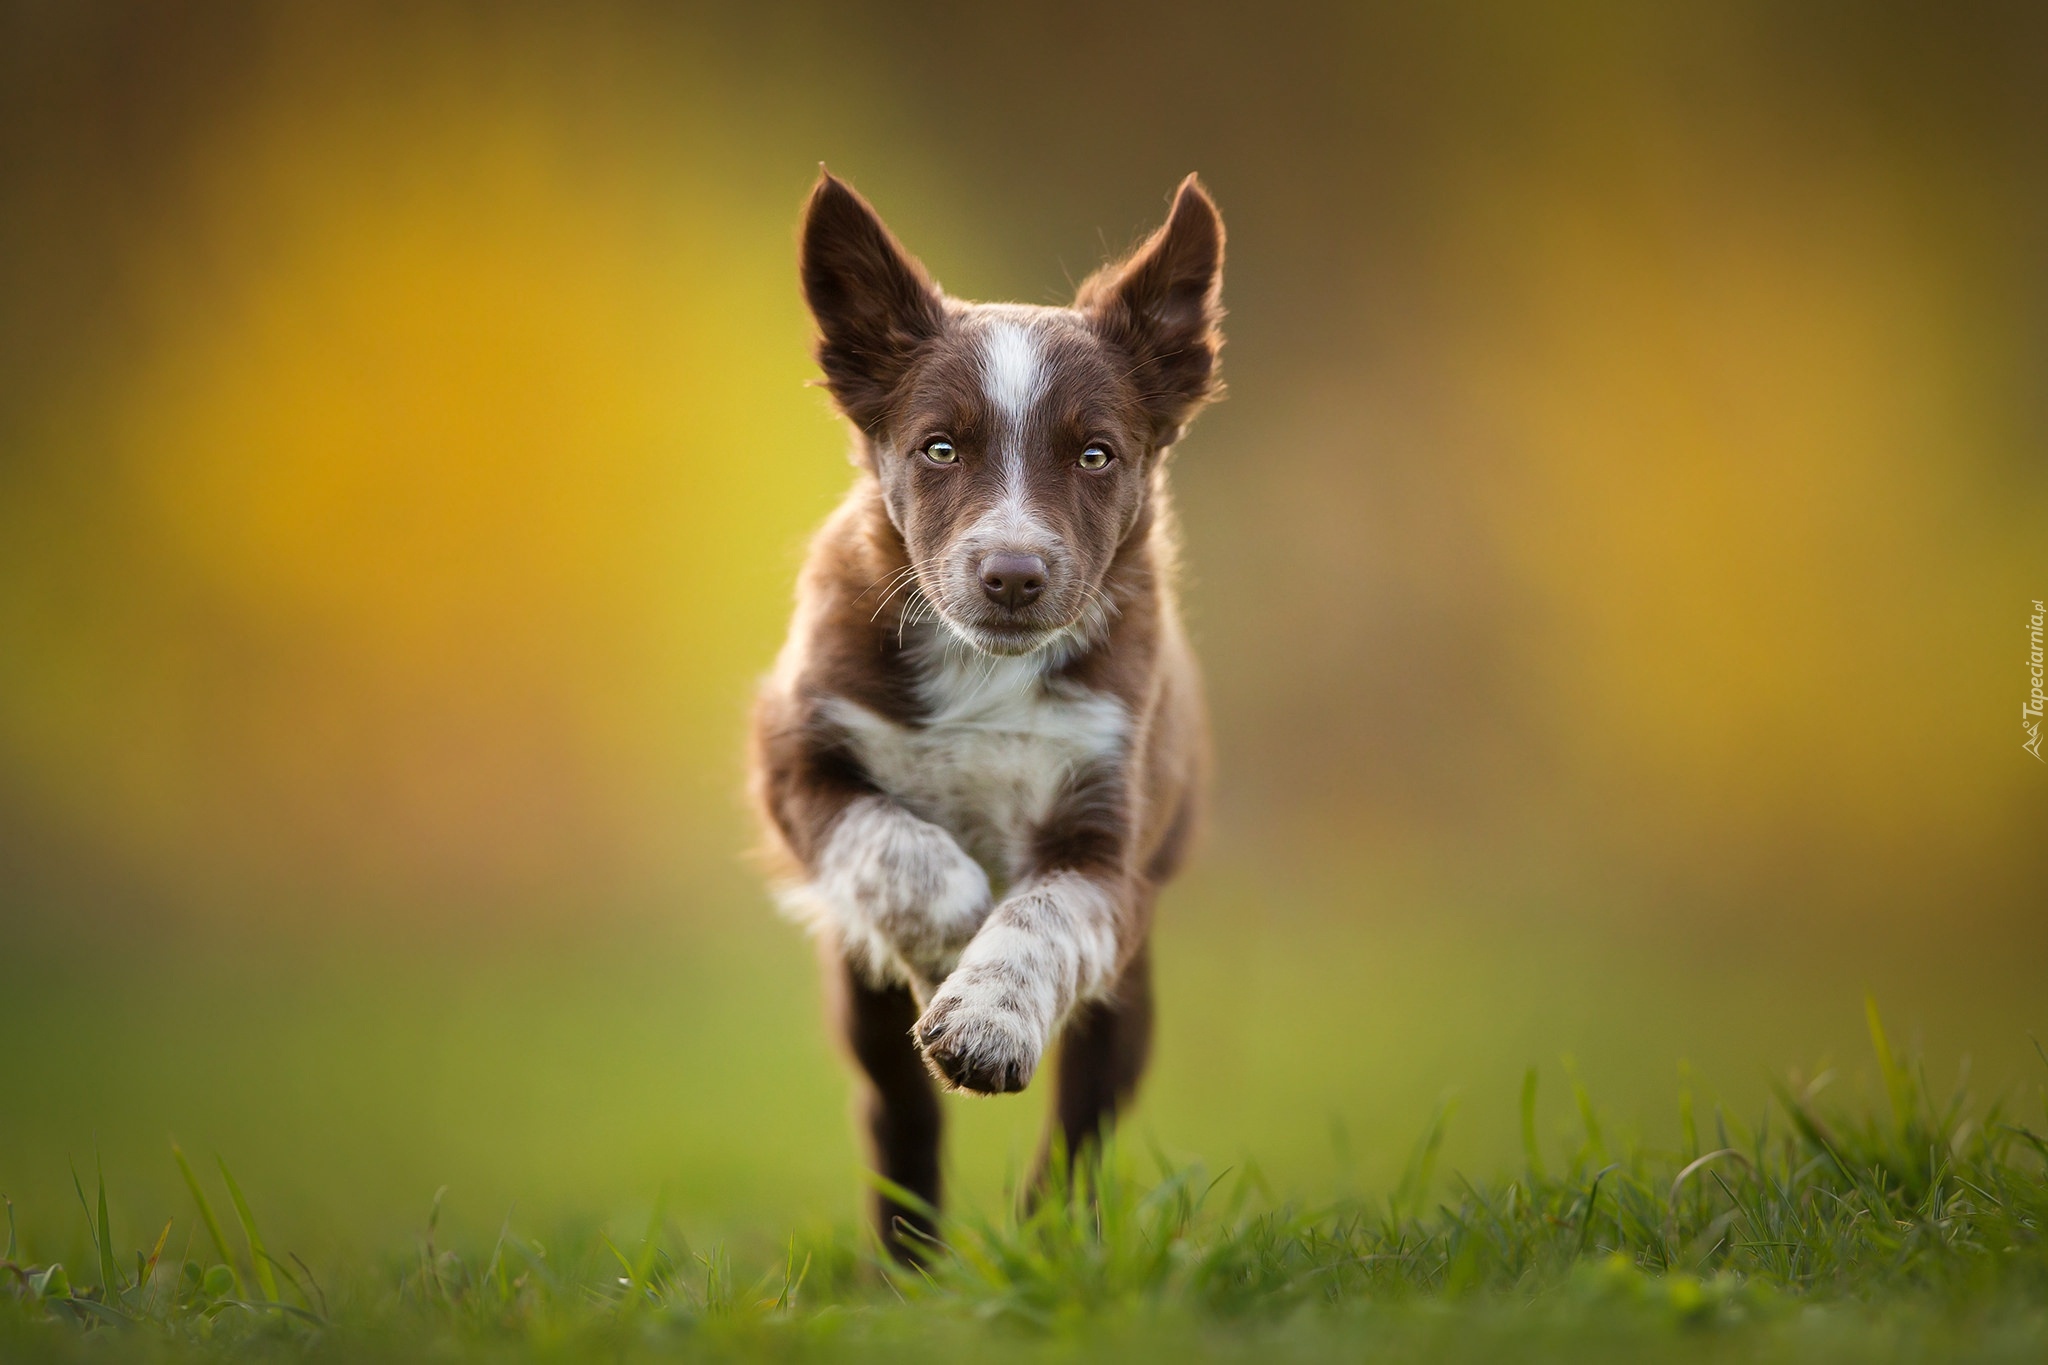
[2027,599,2045,761]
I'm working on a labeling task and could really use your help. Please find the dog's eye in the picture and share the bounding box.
[921,440,958,465]
[1078,444,1113,471]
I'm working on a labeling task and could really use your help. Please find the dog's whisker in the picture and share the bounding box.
[855,554,947,607]
[867,557,952,624]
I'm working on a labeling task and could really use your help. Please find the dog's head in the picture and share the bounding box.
[800,171,1224,656]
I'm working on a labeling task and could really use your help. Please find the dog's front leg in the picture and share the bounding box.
[810,794,993,993]
[913,870,1124,1094]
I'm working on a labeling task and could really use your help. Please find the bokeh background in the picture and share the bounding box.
[3,1,2044,1259]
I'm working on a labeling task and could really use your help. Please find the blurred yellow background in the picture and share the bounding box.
[1,2,2042,1258]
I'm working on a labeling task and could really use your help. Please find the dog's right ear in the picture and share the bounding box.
[800,170,944,431]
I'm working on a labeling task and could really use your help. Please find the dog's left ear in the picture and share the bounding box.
[1076,175,1225,447]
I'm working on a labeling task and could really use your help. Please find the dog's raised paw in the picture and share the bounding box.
[913,977,1042,1095]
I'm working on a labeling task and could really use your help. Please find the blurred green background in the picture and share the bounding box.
[2,1,2044,1262]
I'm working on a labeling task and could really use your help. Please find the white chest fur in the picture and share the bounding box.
[822,648,1128,886]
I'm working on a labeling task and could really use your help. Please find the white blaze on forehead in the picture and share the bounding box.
[979,320,1046,426]
[974,319,1051,540]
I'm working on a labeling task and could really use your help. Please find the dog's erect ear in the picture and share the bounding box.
[1076,175,1225,446]
[800,170,945,431]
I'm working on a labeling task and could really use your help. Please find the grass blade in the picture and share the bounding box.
[1866,995,1915,1133]
[138,1218,173,1301]
[629,1186,669,1298]
[863,1171,941,1224]
[95,1156,119,1297]
[260,1249,317,1315]
[290,1251,330,1320]
[217,1157,278,1302]
[1577,1164,1619,1256]
[1678,1060,1700,1159]
[1563,1056,1606,1163]
[67,1294,136,1326]
[1395,1096,1457,1219]
[171,1140,239,1294]
[70,1161,113,1295]
[1521,1067,1546,1179]
[609,1186,671,1314]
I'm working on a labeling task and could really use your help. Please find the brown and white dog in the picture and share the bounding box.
[750,170,1221,1259]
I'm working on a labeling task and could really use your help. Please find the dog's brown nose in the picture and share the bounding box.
[979,553,1046,609]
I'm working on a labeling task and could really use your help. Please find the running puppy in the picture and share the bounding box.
[751,170,1221,1259]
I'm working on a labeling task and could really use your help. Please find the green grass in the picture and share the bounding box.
[5,1004,2045,1362]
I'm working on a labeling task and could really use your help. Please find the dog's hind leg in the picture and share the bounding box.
[1033,936,1154,1192]
[830,951,944,1264]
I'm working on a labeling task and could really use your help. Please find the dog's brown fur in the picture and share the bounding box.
[750,170,1221,1259]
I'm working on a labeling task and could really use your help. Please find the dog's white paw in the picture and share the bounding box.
[811,797,991,983]
[913,966,1047,1094]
